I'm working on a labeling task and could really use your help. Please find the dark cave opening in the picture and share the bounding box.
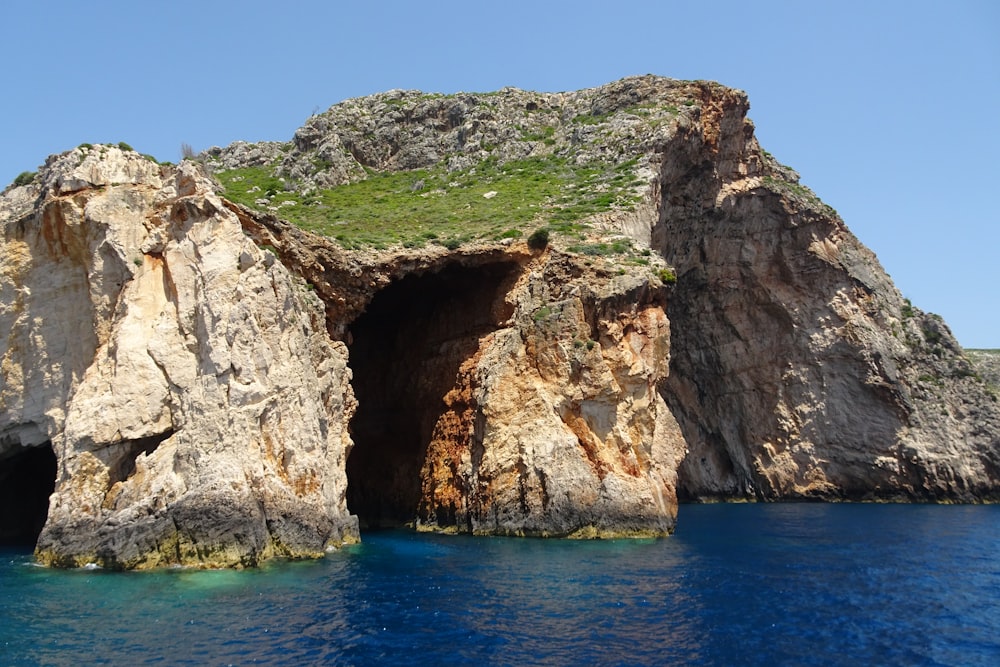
[108,431,174,486]
[0,445,57,547]
[346,262,518,529]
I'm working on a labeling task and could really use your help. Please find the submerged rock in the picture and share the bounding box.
[1,76,997,568]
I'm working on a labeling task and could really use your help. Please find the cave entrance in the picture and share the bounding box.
[346,261,518,529]
[0,445,57,548]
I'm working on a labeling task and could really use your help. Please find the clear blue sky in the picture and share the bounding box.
[2,1,997,347]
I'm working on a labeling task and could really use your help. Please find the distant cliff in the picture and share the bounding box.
[1,75,997,568]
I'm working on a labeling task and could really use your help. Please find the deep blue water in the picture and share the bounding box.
[1,504,998,666]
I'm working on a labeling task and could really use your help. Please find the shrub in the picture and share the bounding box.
[922,326,942,347]
[901,298,914,319]
[657,268,677,284]
[13,171,36,187]
[533,306,552,321]
[118,141,134,152]
[527,228,549,250]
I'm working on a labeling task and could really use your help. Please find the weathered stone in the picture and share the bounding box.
[2,75,998,569]
[647,83,1000,501]
[1,151,357,568]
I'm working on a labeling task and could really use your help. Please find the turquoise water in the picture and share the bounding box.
[1,504,998,665]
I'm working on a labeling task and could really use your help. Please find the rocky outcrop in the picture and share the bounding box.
[2,75,998,568]
[1,147,358,568]
[224,73,997,505]
[1,141,684,567]
[434,263,683,536]
[237,211,684,537]
[968,350,1000,388]
[648,83,1000,501]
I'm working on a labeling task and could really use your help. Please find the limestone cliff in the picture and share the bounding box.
[234,210,683,537]
[646,83,1000,501]
[215,74,997,504]
[1,75,998,568]
[1,147,358,567]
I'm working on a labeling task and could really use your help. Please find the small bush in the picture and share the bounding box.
[657,268,677,284]
[13,171,36,187]
[118,141,134,152]
[527,228,549,250]
[901,298,914,319]
[533,306,552,322]
[922,326,942,347]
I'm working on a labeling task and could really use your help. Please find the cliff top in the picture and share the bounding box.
[1,76,827,270]
[199,75,820,257]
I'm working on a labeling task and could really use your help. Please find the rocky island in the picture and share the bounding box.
[1,75,997,569]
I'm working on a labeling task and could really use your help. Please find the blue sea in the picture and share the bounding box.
[1,504,997,666]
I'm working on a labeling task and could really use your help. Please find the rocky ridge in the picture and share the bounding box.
[1,75,997,568]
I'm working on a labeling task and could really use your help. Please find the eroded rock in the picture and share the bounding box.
[1,152,358,568]
[648,84,1000,501]
[2,75,998,569]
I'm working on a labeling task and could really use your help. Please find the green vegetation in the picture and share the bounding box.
[521,125,557,144]
[624,103,679,117]
[657,268,677,284]
[917,374,941,386]
[218,153,645,250]
[922,326,943,347]
[901,298,915,319]
[761,175,838,217]
[13,171,36,187]
[567,239,632,256]
[527,228,549,250]
[571,112,610,126]
[118,142,134,152]
[533,306,552,322]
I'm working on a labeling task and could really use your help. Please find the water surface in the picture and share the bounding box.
[1,504,997,665]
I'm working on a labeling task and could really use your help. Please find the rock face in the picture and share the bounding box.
[1,147,358,567]
[1,75,998,568]
[236,212,684,537]
[647,83,1000,501]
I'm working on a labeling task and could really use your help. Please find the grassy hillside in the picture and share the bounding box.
[217,154,644,251]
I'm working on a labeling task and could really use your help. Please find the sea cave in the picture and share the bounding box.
[345,261,519,529]
[0,444,56,547]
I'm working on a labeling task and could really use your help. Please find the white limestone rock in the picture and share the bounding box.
[0,149,357,568]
